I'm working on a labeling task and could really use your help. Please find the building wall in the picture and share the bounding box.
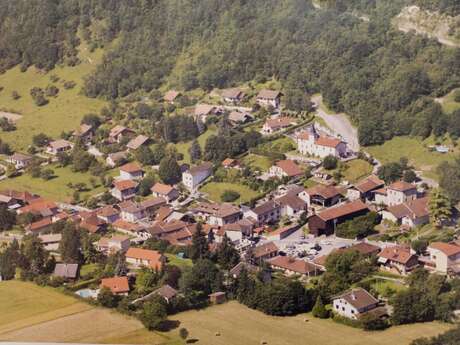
[333,298,360,320]
[387,189,417,206]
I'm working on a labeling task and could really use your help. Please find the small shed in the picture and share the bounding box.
[209,291,226,304]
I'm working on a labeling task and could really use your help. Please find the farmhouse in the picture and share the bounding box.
[96,205,120,224]
[308,200,369,237]
[253,241,279,263]
[39,233,62,252]
[192,202,242,226]
[73,124,94,144]
[118,200,145,222]
[111,180,138,201]
[296,126,347,158]
[26,217,53,234]
[262,117,297,134]
[221,219,254,242]
[332,288,380,320]
[126,135,150,151]
[275,194,307,217]
[374,181,418,207]
[222,88,245,103]
[7,152,33,169]
[182,162,213,191]
[119,162,144,180]
[126,248,165,270]
[222,158,240,169]
[18,198,59,217]
[228,111,253,125]
[347,175,385,202]
[256,89,282,108]
[269,160,303,179]
[426,242,460,275]
[382,197,429,229]
[194,104,221,122]
[244,200,281,227]
[109,125,135,143]
[106,151,128,168]
[151,183,179,202]
[268,256,319,278]
[301,184,341,208]
[100,276,130,295]
[46,139,73,155]
[152,284,179,303]
[377,246,419,275]
[96,235,130,255]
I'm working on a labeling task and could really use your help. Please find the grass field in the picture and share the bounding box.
[0,164,116,202]
[0,36,107,151]
[342,159,373,183]
[436,88,460,114]
[367,136,457,179]
[165,253,193,270]
[176,126,218,164]
[241,153,273,172]
[200,182,260,204]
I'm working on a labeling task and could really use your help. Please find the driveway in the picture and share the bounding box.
[312,95,360,152]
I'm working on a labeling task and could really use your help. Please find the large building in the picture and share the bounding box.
[182,162,213,191]
[332,288,380,320]
[296,125,347,158]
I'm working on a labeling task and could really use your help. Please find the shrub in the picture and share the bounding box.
[323,155,338,170]
[454,89,460,103]
[221,190,240,202]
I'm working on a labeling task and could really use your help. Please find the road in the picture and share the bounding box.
[311,95,360,152]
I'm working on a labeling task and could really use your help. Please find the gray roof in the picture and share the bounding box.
[53,263,79,279]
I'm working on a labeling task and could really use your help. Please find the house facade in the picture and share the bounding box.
[333,288,379,320]
[296,126,347,158]
[182,162,213,191]
[426,242,460,274]
[256,89,282,108]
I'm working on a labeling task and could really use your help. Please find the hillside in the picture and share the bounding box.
[0,0,458,147]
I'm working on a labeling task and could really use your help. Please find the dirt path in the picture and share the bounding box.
[311,95,360,152]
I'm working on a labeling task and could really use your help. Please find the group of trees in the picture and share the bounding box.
[377,157,417,184]
[336,212,380,239]
[204,131,262,162]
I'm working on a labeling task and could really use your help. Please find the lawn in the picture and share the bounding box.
[436,88,460,114]
[366,136,457,179]
[0,34,107,151]
[200,182,260,204]
[241,153,273,172]
[176,125,218,164]
[168,301,452,345]
[342,159,373,183]
[165,253,194,270]
[0,164,114,202]
[258,136,296,154]
[80,263,100,276]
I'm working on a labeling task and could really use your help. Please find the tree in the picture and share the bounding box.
[0,205,16,231]
[189,140,202,163]
[179,259,223,296]
[189,223,209,262]
[403,170,417,183]
[158,156,181,185]
[59,224,81,263]
[411,239,428,255]
[81,113,101,128]
[377,162,404,184]
[221,190,240,202]
[97,287,119,308]
[32,133,50,147]
[312,296,329,319]
[429,189,452,227]
[216,235,240,270]
[323,155,338,170]
[179,328,189,342]
[21,234,48,276]
[136,267,161,294]
[140,298,168,331]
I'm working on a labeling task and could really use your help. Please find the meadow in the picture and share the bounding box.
[200,182,260,204]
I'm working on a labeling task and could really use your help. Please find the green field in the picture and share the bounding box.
[0,164,116,202]
[367,136,457,179]
[342,159,373,183]
[200,182,260,204]
[241,153,273,172]
[165,253,193,270]
[437,88,460,114]
[0,37,107,151]
[176,126,218,164]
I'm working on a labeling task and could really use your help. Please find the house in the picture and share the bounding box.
[125,248,165,270]
[269,160,303,179]
[256,89,282,108]
[268,256,319,279]
[296,126,347,158]
[228,111,253,125]
[46,139,73,155]
[100,276,130,295]
[163,90,181,104]
[343,242,381,257]
[209,291,226,304]
[139,197,167,217]
[53,263,79,281]
[221,219,254,242]
[347,175,385,202]
[109,125,135,143]
[119,162,144,180]
[96,206,120,224]
[301,184,341,208]
[73,124,94,144]
[151,183,179,202]
[374,181,418,207]
[26,217,53,234]
[106,151,128,168]
[222,88,245,103]
[152,284,179,303]
[426,242,460,275]
[229,262,259,278]
[118,200,145,222]
[332,288,380,320]
[39,233,62,252]
[111,180,138,201]
[182,162,213,191]
[262,117,297,134]
[243,200,281,227]
[194,104,221,122]
[0,189,39,206]
[308,200,369,237]
[96,235,130,255]
[113,219,147,237]
[275,194,307,217]
[377,246,419,275]
[265,224,299,240]
[222,158,240,169]
[18,198,59,217]
[252,241,279,263]
[79,214,107,234]
[126,135,150,151]
[7,153,33,169]
[192,202,242,226]
[382,197,429,229]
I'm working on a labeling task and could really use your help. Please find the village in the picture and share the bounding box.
[1,85,459,337]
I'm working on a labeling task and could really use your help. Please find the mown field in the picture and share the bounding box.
[200,182,260,204]
[0,281,452,345]
[342,159,374,183]
[0,37,107,151]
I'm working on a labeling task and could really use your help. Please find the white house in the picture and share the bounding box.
[125,248,165,270]
[256,89,282,108]
[382,197,429,229]
[296,125,347,158]
[332,288,380,320]
[222,88,245,104]
[96,235,130,255]
[426,242,460,275]
[111,180,138,201]
[262,117,297,135]
[7,153,33,169]
[46,139,73,155]
[119,162,144,181]
[106,151,128,168]
[192,202,242,227]
[269,160,303,179]
[374,181,418,207]
[182,162,213,191]
[243,200,281,227]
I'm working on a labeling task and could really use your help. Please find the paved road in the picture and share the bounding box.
[312,95,360,152]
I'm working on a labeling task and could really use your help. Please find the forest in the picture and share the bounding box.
[0,0,459,146]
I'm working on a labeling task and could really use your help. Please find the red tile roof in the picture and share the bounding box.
[126,248,164,270]
[388,181,417,192]
[120,162,143,173]
[275,160,303,177]
[151,183,175,195]
[378,246,415,264]
[429,242,460,257]
[305,184,341,199]
[100,276,130,294]
[315,136,342,148]
[113,180,138,191]
[268,256,318,275]
[317,200,369,221]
